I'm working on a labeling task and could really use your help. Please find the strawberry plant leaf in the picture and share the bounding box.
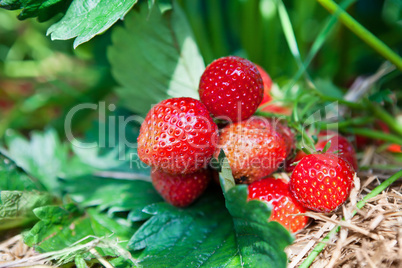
[24,204,136,265]
[224,186,293,268]
[0,191,54,230]
[217,149,236,193]
[4,129,88,195]
[0,0,71,22]
[108,1,204,115]
[0,153,43,191]
[47,0,138,48]
[129,165,293,267]
[218,154,293,268]
[63,175,162,221]
[128,191,240,267]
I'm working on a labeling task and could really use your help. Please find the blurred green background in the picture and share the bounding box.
[0,0,401,137]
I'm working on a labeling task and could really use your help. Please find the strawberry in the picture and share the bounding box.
[199,56,263,123]
[290,153,355,212]
[137,97,218,174]
[315,131,358,170]
[286,131,357,172]
[215,116,287,184]
[255,65,292,116]
[248,177,308,233]
[151,168,210,207]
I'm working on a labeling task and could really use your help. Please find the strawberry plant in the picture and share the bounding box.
[0,0,402,267]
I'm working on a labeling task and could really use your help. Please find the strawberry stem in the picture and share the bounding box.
[299,169,402,268]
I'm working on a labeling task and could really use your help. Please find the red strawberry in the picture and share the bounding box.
[137,97,218,174]
[387,144,402,153]
[151,168,210,207]
[255,65,292,116]
[215,116,287,184]
[248,177,309,233]
[290,153,355,212]
[255,64,273,94]
[199,56,263,123]
[316,131,358,170]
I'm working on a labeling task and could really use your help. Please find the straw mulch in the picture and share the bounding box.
[1,147,401,268]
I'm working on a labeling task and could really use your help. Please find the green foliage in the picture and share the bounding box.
[0,191,53,230]
[0,0,71,21]
[0,153,43,191]
[4,129,82,195]
[0,153,54,229]
[129,193,238,267]
[219,153,293,268]
[24,204,136,266]
[64,175,162,221]
[47,0,138,48]
[108,1,204,115]
[128,153,292,268]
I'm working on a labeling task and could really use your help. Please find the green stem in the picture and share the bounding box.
[323,116,373,129]
[314,94,365,109]
[368,102,402,137]
[344,128,402,145]
[300,170,402,268]
[317,0,402,70]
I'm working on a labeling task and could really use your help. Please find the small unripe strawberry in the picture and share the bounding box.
[256,65,292,116]
[199,56,263,122]
[316,131,358,170]
[215,116,287,184]
[249,177,308,233]
[138,97,218,174]
[290,153,355,212]
[151,168,210,207]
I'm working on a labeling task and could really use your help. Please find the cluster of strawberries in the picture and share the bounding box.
[138,56,356,233]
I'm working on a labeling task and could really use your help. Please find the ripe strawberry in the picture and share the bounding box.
[199,56,263,122]
[256,65,292,116]
[215,116,287,184]
[248,177,308,233]
[290,153,355,212]
[151,168,210,207]
[316,131,358,170]
[137,97,218,174]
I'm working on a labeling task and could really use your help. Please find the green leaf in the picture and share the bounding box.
[24,204,136,265]
[0,0,71,22]
[47,0,138,48]
[128,192,240,267]
[0,191,53,230]
[0,152,43,191]
[314,79,344,99]
[225,186,293,267]
[369,89,393,104]
[4,129,77,195]
[129,165,293,267]
[219,153,293,268]
[108,1,205,115]
[63,175,162,221]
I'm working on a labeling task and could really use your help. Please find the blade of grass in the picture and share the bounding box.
[343,128,402,145]
[299,169,402,268]
[283,0,356,92]
[276,0,313,85]
[317,0,402,70]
